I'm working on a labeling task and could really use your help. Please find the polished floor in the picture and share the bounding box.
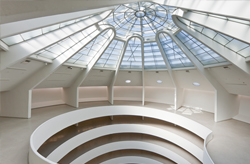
[0,101,250,164]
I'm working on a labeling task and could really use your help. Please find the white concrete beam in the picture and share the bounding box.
[0,40,9,51]
[0,0,144,24]
[63,28,116,108]
[156,32,183,110]
[141,39,145,106]
[107,41,127,105]
[180,11,250,44]
[167,31,239,122]
[172,11,250,77]
[164,0,250,21]
[0,11,111,71]
[0,7,113,38]
[0,26,111,118]
[109,36,144,105]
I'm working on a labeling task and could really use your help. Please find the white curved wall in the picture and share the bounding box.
[79,86,108,102]
[47,124,203,162]
[114,86,143,101]
[29,106,213,164]
[145,87,175,104]
[71,141,190,164]
[32,88,64,108]
[101,156,163,164]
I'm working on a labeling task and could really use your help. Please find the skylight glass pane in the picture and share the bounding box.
[34,25,98,60]
[176,31,228,65]
[144,42,167,69]
[60,20,76,28]
[178,17,250,58]
[66,29,114,66]
[42,24,60,34]
[1,35,23,45]
[120,37,142,69]
[94,40,125,69]
[21,29,43,40]
[226,39,249,52]
[0,12,102,46]
[159,33,194,68]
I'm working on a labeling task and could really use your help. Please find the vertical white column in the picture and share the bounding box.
[169,31,239,122]
[63,28,115,107]
[156,33,183,110]
[107,39,128,105]
[0,26,112,118]
[141,40,145,106]
[172,10,250,76]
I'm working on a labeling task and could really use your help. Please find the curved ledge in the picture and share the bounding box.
[47,124,203,162]
[29,106,213,164]
[71,141,190,164]
[100,156,163,164]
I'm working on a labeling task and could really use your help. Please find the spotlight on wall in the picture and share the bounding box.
[68,66,73,69]
[125,80,131,83]
[44,62,48,65]
[193,82,200,86]
[21,59,31,64]
[157,80,162,84]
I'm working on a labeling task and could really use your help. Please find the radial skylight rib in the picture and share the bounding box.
[99,2,179,39]
[120,37,142,69]
[144,42,167,69]
[159,33,194,68]
[66,29,114,66]
[1,11,108,46]
[176,31,228,65]
[94,40,125,69]
[178,17,250,58]
[34,25,98,60]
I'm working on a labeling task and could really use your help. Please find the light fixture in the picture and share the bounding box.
[125,80,131,83]
[21,59,31,64]
[68,66,73,69]
[193,82,200,86]
[157,80,162,84]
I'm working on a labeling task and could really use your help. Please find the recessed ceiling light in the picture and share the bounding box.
[193,82,200,86]
[125,80,131,83]
[157,80,162,83]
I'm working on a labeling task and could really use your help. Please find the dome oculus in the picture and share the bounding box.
[102,2,179,39]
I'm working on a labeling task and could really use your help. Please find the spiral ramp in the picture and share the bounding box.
[29,106,213,164]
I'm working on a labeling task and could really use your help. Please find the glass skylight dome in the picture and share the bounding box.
[4,1,250,72]
[100,2,179,40]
